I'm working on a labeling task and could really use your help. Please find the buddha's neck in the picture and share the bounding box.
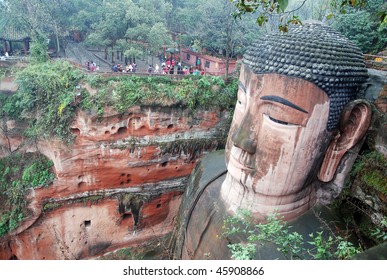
[220,173,317,221]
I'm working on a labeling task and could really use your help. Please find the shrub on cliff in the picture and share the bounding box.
[1,60,84,143]
[0,153,55,236]
[81,74,238,115]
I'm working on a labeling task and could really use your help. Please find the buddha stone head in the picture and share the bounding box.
[221,22,372,221]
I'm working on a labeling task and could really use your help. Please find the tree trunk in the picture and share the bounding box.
[225,50,230,81]
[55,25,60,57]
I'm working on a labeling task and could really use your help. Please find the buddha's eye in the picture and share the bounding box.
[266,114,300,127]
[269,116,288,125]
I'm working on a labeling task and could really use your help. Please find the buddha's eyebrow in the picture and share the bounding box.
[260,95,308,114]
[238,81,246,93]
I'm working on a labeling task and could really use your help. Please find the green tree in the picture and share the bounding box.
[1,0,75,55]
[67,0,103,40]
[125,0,173,65]
[332,11,379,53]
[229,0,385,33]
[331,0,386,53]
[85,0,131,61]
[199,0,257,78]
[174,0,260,78]
[29,34,49,64]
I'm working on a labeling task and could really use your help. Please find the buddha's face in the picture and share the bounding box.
[225,65,332,197]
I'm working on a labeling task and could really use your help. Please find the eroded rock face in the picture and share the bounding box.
[0,105,230,259]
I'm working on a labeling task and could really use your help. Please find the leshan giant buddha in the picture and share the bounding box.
[173,22,372,260]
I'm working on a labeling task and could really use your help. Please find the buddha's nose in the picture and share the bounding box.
[231,117,256,154]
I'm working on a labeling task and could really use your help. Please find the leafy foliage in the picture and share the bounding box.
[352,150,387,195]
[331,0,387,54]
[81,74,237,115]
[370,217,387,242]
[230,0,303,32]
[29,34,50,64]
[0,153,55,236]
[223,209,361,260]
[2,60,84,143]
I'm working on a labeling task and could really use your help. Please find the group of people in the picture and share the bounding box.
[152,61,204,76]
[86,61,99,72]
[108,58,205,75]
[112,62,137,73]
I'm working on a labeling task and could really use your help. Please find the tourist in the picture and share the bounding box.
[177,62,183,75]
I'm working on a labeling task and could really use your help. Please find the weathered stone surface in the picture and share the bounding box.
[0,105,230,259]
[2,191,181,259]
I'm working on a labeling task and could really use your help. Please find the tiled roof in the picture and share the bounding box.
[0,18,30,41]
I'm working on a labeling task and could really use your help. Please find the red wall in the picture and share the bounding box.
[180,48,238,76]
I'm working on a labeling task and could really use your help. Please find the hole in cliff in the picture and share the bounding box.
[78,182,86,188]
[9,254,18,260]
[120,181,124,185]
[156,203,161,208]
[104,131,110,135]
[121,173,126,177]
[127,179,131,183]
[126,174,131,178]
[71,128,81,135]
[161,162,168,167]
[111,126,116,130]
[123,213,132,220]
[167,124,173,129]
[117,127,127,135]
[84,220,91,227]
[175,166,178,170]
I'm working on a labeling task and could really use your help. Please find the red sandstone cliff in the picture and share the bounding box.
[0,103,230,259]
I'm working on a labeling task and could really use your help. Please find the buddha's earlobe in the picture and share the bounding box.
[318,100,372,182]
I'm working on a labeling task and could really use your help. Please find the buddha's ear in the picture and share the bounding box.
[318,100,372,182]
